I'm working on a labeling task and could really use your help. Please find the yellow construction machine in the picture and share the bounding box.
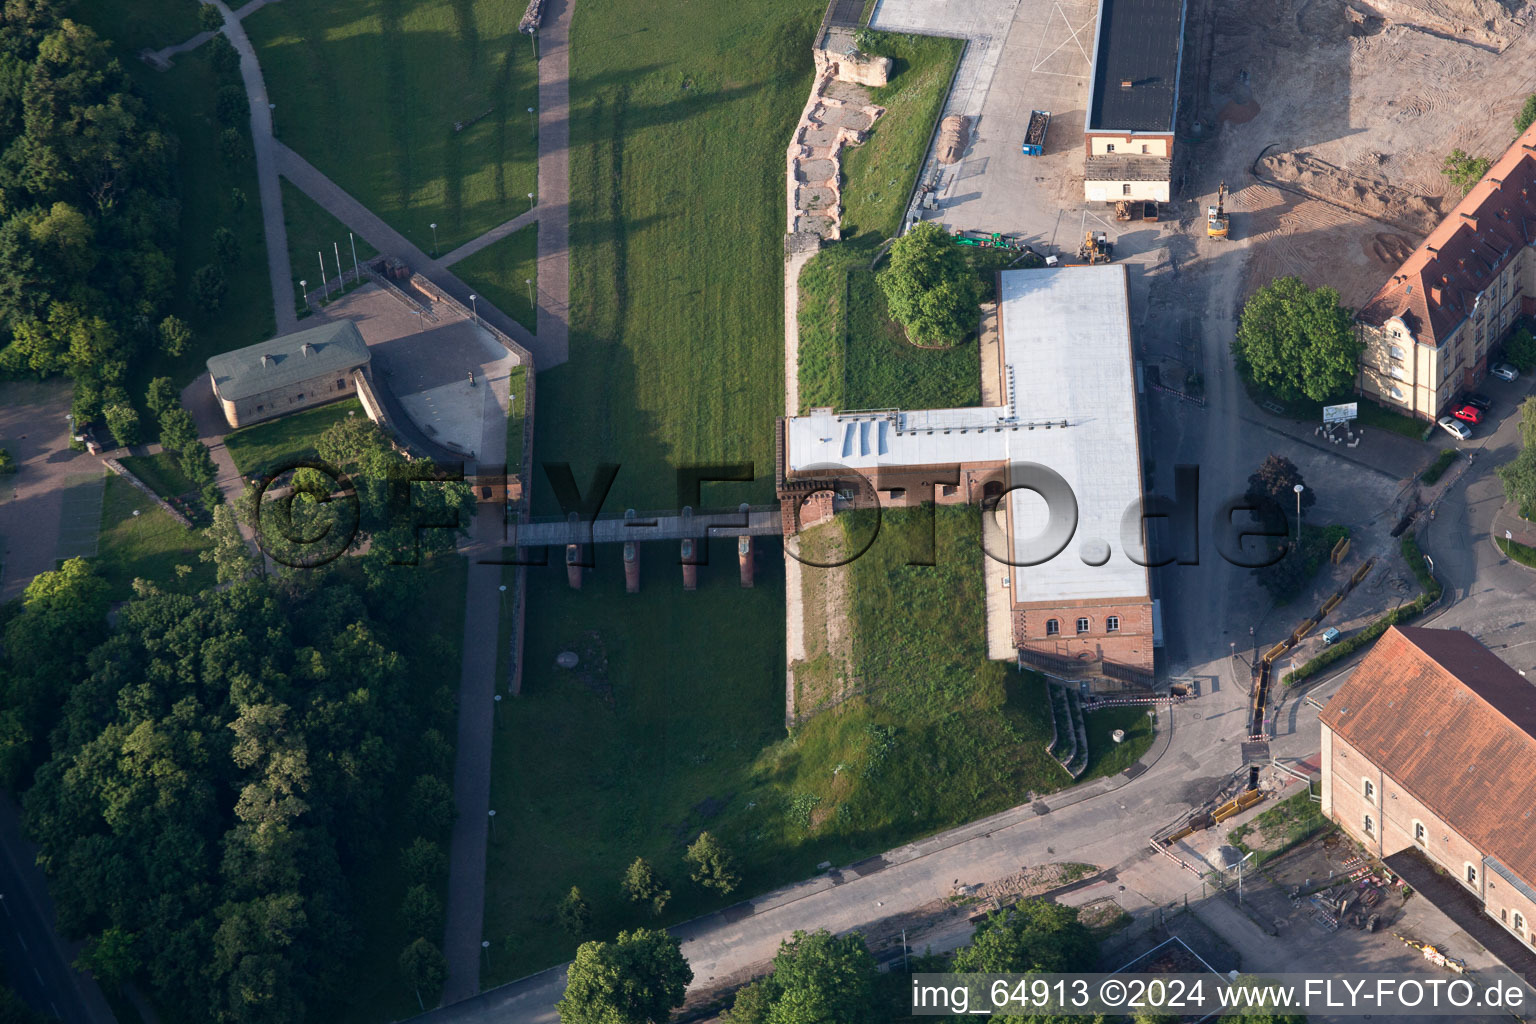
[1207,181,1230,239]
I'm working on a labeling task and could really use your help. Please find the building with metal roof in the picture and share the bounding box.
[206,320,372,428]
[778,264,1154,679]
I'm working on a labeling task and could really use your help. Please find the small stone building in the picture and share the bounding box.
[207,321,371,429]
[1321,626,1536,954]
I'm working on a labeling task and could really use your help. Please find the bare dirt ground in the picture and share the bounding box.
[1187,0,1536,308]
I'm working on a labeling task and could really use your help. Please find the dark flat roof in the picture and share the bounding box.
[1087,0,1185,133]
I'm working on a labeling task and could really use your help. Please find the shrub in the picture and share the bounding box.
[1420,448,1458,485]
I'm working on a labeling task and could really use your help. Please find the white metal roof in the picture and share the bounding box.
[785,264,1147,604]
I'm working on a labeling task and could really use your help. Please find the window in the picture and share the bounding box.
[1414,820,1426,845]
[1140,143,1149,153]
[1363,814,1374,836]
[1362,779,1375,803]
[337,378,346,389]
[1389,345,1405,360]
[1045,619,1059,636]
[1106,616,1120,633]
[1076,617,1090,634]
[255,405,264,413]
[295,393,304,402]
[1389,385,1404,400]
[1517,912,1527,933]
[1390,366,1407,381]
[1105,143,1116,153]
[1121,183,1132,196]
[1466,864,1478,887]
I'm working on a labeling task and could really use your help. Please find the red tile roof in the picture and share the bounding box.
[1320,626,1536,885]
[1358,125,1536,346]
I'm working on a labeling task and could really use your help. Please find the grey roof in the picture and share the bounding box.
[1084,154,1173,181]
[1087,0,1186,133]
[207,320,370,402]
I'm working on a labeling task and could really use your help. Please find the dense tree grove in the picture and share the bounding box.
[0,2,187,426]
[0,557,460,1022]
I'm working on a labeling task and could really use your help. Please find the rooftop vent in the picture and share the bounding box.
[300,342,315,357]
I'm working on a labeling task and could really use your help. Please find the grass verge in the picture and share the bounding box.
[838,32,964,243]
[454,223,540,332]
[223,398,363,477]
[246,0,538,254]
[844,267,979,409]
[118,453,199,502]
[283,179,377,303]
[1228,787,1330,866]
[1498,535,1536,568]
[1245,385,1426,440]
[1083,707,1156,778]
[91,475,215,601]
[69,0,203,54]
[1421,448,1458,485]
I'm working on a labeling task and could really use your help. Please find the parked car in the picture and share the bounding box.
[1492,362,1521,382]
[1465,392,1493,412]
[1438,415,1473,440]
[1453,404,1484,425]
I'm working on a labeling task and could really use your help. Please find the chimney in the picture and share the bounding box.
[260,354,272,368]
[1429,286,1443,306]
[301,342,315,357]
[1461,212,1479,230]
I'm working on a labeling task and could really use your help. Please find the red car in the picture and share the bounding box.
[1453,404,1484,425]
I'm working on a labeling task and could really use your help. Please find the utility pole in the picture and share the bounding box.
[334,242,344,292]
[350,232,359,283]
[318,253,329,300]
[430,222,439,257]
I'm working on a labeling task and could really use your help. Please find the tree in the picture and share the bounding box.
[145,377,177,420]
[159,406,198,453]
[215,86,247,128]
[876,221,983,347]
[219,126,248,163]
[1231,276,1360,403]
[1517,94,1536,135]
[407,774,456,837]
[557,929,692,1024]
[399,938,448,1010]
[213,226,241,266]
[558,886,592,937]
[159,315,191,357]
[722,929,876,1024]
[622,857,670,915]
[401,838,446,886]
[684,831,739,894]
[1504,325,1536,373]
[201,504,258,583]
[190,264,227,311]
[400,883,444,939]
[1443,149,1493,194]
[951,901,1097,974]
[102,402,140,448]
[1246,454,1315,511]
[76,927,139,988]
[200,3,225,31]
[209,34,240,76]
[1499,399,1536,515]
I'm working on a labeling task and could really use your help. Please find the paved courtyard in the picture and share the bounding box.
[0,380,91,602]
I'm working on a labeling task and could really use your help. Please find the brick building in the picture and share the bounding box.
[1356,122,1536,421]
[207,320,372,429]
[777,264,1156,680]
[1082,0,1186,204]
[1320,626,1536,952]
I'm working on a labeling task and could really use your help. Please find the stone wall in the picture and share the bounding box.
[104,457,193,528]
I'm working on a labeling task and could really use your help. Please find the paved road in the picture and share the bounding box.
[0,797,115,1023]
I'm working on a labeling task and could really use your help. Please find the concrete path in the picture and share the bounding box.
[530,0,573,367]
[144,0,286,66]
[208,0,298,336]
[440,208,539,269]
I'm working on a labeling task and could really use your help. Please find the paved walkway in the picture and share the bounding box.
[440,208,539,269]
[209,0,298,336]
[144,0,284,66]
[531,0,572,366]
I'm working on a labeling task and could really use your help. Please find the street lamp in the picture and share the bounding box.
[527,105,535,128]
[299,279,308,312]
[482,939,492,971]
[429,222,439,256]
[268,102,276,135]
[527,192,535,212]
[525,277,534,311]
[470,293,478,321]
[494,692,503,726]
[1293,483,1305,545]
[488,808,497,837]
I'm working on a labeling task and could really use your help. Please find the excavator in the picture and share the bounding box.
[1076,231,1113,265]
[1207,181,1230,240]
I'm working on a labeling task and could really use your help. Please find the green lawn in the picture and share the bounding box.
[68,0,203,53]
[506,365,528,474]
[118,452,199,501]
[1228,787,1330,866]
[283,179,377,305]
[1499,535,1536,568]
[70,5,276,410]
[223,398,363,477]
[839,32,964,244]
[91,475,216,601]
[485,506,1124,981]
[246,0,538,255]
[454,224,540,332]
[844,266,979,409]
[1083,707,1156,777]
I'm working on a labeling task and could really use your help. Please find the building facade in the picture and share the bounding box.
[207,321,372,429]
[776,265,1156,680]
[1320,626,1536,952]
[1082,0,1186,205]
[1356,125,1536,420]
